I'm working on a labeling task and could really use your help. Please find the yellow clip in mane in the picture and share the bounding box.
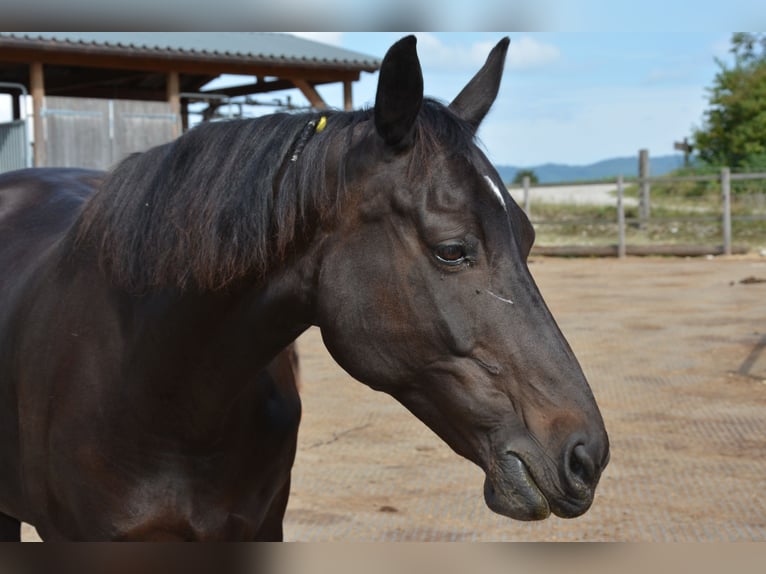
[315,116,327,133]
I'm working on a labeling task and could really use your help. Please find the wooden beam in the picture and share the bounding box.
[183,75,219,93]
[209,79,302,98]
[47,77,341,102]
[343,80,353,111]
[30,61,45,167]
[44,70,150,95]
[0,47,366,82]
[201,80,293,99]
[291,79,327,110]
[167,70,181,139]
[44,86,168,101]
[38,67,212,99]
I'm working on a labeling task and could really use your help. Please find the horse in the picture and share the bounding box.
[0,36,609,541]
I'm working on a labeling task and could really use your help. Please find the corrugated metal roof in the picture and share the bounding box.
[0,32,381,71]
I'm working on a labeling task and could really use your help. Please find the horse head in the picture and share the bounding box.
[314,36,609,521]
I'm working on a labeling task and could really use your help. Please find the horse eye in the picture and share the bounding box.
[434,244,466,265]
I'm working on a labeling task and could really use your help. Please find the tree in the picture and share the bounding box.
[730,33,766,63]
[692,33,766,168]
[512,169,539,185]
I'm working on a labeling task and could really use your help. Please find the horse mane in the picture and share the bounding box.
[74,99,477,292]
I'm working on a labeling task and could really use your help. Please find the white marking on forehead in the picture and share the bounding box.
[483,175,507,211]
[486,290,514,305]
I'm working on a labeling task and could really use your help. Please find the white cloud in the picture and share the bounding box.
[506,36,561,71]
[288,32,344,47]
[643,68,691,85]
[413,33,483,70]
[412,34,559,74]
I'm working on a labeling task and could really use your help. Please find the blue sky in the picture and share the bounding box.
[288,32,735,166]
[0,29,746,167]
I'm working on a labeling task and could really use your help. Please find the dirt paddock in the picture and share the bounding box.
[23,256,766,541]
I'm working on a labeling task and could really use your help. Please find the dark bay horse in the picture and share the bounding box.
[0,36,608,541]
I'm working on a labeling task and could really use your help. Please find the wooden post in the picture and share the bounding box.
[721,167,732,256]
[292,79,328,110]
[167,71,181,139]
[522,175,531,217]
[638,149,650,225]
[343,81,353,111]
[617,175,626,259]
[181,99,189,133]
[30,62,46,167]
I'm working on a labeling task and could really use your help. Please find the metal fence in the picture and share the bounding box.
[0,81,31,174]
[0,119,30,174]
[513,169,766,258]
[41,96,178,170]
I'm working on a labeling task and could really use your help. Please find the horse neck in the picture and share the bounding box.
[57,226,317,393]
[125,265,316,378]
[89,263,312,443]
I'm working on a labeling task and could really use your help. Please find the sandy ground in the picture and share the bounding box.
[22,255,766,541]
[283,255,766,541]
[507,182,639,207]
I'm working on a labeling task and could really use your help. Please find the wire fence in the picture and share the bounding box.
[511,169,766,258]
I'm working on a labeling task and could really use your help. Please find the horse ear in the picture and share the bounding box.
[374,35,423,148]
[449,37,510,133]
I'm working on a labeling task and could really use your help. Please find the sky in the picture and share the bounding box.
[286,32,735,167]
[0,29,747,167]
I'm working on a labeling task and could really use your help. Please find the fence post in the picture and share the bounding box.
[30,61,45,168]
[721,167,732,256]
[617,175,626,258]
[522,175,531,217]
[638,149,650,227]
[167,70,181,139]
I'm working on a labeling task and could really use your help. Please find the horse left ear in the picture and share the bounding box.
[374,35,423,148]
[449,37,510,133]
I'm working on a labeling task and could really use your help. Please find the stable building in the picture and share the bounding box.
[0,32,380,172]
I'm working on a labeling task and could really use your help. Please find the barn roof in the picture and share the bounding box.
[0,32,380,114]
[0,32,380,72]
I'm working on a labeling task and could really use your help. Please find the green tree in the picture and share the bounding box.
[512,169,539,185]
[730,32,766,63]
[692,33,766,168]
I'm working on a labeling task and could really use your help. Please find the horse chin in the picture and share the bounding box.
[483,454,551,521]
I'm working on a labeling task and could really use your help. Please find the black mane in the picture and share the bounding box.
[74,100,477,292]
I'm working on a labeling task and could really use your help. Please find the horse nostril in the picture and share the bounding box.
[563,440,599,496]
[570,444,596,485]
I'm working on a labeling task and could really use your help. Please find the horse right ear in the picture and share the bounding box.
[449,37,509,133]
[374,35,423,149]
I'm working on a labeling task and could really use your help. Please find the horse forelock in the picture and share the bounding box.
[72,99,480,293]
[410,100,480,178]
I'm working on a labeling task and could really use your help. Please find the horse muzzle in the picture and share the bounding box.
[484,434,609,521]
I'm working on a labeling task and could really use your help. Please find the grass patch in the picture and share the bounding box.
[521,168,766,251]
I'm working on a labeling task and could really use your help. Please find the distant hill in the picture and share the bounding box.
[496,155,686,184]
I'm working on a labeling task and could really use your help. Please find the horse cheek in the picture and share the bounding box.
[317,237,414,391]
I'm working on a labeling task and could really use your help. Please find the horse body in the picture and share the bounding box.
[0,169,100,528]
[0,169,302,539]
[0,36,609,541]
